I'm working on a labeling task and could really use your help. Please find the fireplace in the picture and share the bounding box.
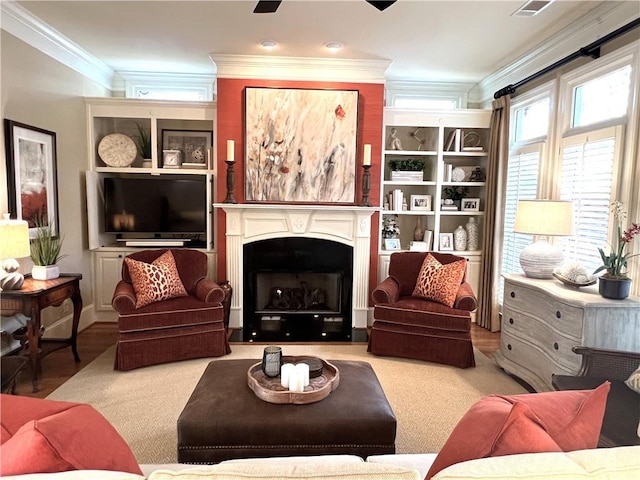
[244,238,352,341]
[217,204,376,341]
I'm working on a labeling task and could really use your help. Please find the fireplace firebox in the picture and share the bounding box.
[243,237,353,342]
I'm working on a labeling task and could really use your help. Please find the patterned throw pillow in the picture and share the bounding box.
[124,250,188,308]
[412,253,466,307]
[625,365,640,394]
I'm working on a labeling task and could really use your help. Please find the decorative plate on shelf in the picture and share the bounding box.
[98,133,137,167]
[552,272,596,288]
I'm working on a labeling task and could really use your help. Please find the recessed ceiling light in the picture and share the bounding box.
[325,42,342,52]
[261,40,277,50]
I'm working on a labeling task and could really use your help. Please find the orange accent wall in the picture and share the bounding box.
[216,78,383,301]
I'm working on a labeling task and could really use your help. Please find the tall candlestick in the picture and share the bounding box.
[226,140,235,162]
[223,160,238,203]
[359,164,372,207]
[363,144,371,166]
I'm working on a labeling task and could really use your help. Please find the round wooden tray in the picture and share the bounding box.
[247,356,340,404]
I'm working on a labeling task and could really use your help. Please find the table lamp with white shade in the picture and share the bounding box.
[514,200,574,279]
[0,214,31,290]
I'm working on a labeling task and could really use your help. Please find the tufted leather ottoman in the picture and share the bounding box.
[177,359,396,463]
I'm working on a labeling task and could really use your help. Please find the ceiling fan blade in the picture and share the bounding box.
[366,1,397,11]
[253,1,282,14]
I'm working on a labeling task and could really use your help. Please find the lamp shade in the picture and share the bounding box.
[514,200,574,236]
[0,215,31,260]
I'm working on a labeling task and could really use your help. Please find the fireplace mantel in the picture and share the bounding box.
[215,204,377,331]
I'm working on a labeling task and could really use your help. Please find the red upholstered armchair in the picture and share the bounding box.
[112,249,231,371]
[368,251,477,368]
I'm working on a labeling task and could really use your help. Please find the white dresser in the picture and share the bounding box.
[495,274,640,392]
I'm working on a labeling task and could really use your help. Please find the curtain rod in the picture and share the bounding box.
[493,17,640,99]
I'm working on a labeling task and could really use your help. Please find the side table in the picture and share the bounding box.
[1,274,83,392]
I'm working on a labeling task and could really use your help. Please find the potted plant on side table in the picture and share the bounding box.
[30,217,66,280]
[594,201,639,299]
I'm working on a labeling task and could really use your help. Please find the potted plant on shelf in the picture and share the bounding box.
[135,123,152,167]
[30,216,66,280]
[594,201,639,299]
[442,185,469,211]
[388,158,425,182]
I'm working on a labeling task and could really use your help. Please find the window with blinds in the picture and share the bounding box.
[556,127,621,274]
[500,146,541,301]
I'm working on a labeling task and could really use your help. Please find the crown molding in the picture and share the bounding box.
[209,54,391,83]
[471,2,640,105]
[0,1,114,90]
[113,71,217,99]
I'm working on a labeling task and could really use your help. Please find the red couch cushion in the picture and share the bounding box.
[425,382,610,479]
[0,394,142,476]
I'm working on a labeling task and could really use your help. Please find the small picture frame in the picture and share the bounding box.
[461,197,480,212]
[384,238,401,250]
[439,233,454,251]
[410,194,432,211]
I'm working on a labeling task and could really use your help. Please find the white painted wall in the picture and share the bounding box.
[1,31,109,336]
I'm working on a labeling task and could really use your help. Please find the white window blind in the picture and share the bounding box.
[500,146,541,301]
[556,127,620,274]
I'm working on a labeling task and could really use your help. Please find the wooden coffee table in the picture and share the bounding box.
[177,358,396,463]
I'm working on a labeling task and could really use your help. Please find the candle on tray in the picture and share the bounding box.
[226,140,235,162]
[363,144,371,166]
[289,369,305,393]
[280,363,295,388]
[296,362,310,387]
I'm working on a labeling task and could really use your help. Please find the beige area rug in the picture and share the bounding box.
[47,344,527,464]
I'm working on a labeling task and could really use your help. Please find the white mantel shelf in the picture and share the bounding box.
[214,204,377,331]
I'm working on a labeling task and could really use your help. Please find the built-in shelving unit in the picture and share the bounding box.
[84,97,217,314]
[378,108,492,296]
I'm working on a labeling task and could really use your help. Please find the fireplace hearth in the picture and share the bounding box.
[244,237,353,342]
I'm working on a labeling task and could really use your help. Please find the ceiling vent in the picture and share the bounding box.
[512,0,554,17]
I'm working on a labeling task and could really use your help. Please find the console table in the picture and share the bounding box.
[495,274,640,392]
[0,274,83,392]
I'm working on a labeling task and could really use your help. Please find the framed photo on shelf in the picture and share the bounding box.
[439,233,454,251]
[162,129,212,166]
[384,238,401,250]
[410,194,432,211]
[461,197,480,212]
[4,119,60,237]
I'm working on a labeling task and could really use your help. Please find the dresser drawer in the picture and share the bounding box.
[502,306,582,371]
[503,280,584,338]
[500,330,577,391]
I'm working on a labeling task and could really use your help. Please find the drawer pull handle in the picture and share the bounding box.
[507,344,512,351]
[510,291,515,298]
[556,311,561,319]
[509,318,514,325]
[553,342,559,350]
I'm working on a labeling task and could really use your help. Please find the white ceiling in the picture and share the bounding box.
[6,1,639,86]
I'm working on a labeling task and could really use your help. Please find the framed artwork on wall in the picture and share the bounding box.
[4,119,59,237]
[244,87,359,203]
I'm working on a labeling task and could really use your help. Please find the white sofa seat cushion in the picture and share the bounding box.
[367,453,438,479]
[147,461,421,480]
[431,445,640,480]
[1,471,145,480]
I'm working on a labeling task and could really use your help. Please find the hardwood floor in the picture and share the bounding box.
[8,322,500,399]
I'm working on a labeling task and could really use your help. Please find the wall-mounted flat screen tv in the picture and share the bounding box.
[104,176,207,235]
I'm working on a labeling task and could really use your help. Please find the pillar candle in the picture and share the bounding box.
[288,370,304,393]
[363,144,371,166]
[226,140,235,162]
[295,363,310,387]
[280,363,295,388]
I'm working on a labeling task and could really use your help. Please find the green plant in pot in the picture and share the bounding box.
[388,158,425,171]
[135,123,152,162]
[30,216,66,280]
[594,201,639,299]
[442,185,469,210]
